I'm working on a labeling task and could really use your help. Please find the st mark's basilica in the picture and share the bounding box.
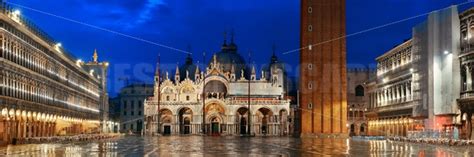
[144,35,291,136]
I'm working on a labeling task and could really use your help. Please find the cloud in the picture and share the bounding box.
[135,0,164,25]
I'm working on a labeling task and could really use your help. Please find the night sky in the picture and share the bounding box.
[9,0,474,96]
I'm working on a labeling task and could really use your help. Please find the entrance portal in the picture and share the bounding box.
[210,117,220,135]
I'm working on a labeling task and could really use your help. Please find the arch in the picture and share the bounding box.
[350,124,355,133]
[257,108,273,135]
[161,86,175,94]
[21,110,26,120]
[180,85,195,94]
[15,110,21,119]
[236,107,249,135]
[27,111,31,121]
[236,107,249,116]
[279,109,288,116]
[178,107,193,134]
[209,115,222,135]
[159,108,173,116]
[355,85,365,96]
[204,78,229,99]
[205,103,225,115]
[1,108,8,117]
[159,108,174,125]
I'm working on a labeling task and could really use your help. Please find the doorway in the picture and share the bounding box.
[210,117,220,135]
[163,125,171,135]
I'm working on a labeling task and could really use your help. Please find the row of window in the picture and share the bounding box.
[0,22,100,99]
[123,110,142,116]
[122,100,143,109]
[0,70,99,113]
[377,44,413,75]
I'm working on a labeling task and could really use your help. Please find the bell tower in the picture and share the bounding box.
[300,0,347,137]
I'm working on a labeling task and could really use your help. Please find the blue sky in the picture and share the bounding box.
[9,0,473,96]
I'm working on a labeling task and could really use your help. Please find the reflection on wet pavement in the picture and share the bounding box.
[0,136,473,156]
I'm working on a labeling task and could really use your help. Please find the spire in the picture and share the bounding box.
[93,49,98,62]
[252,65,256,75]
[213,54,218,66]
[175,63,180,75]
[195,62,201,74]
[271,44,278,64]
[175,63,180,82]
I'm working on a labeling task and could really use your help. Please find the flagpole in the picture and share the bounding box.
[247,50,251,136]
[202,52,206,135]
[156,53,161,135]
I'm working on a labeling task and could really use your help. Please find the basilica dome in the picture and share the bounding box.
[210,36,249,79]
[179,54,198,81]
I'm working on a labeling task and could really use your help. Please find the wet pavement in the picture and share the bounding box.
[0,136,473,156]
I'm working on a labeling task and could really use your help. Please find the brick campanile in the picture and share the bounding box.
[300,0,347,136]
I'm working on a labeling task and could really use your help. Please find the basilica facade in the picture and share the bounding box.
[144,38,290,136]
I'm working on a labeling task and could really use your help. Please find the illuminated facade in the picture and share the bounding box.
[366,40,421,137]
[144,38,290,136]
[0,4,109,145]
[300,0,348,137]
[367,6,468,138]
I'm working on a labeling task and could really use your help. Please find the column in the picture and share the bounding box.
[466,66,472,91]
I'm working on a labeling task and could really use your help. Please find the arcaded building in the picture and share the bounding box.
[300,0,348,137]
[144,38,290,136]
[0,5,109,145]
[366,6,471,138]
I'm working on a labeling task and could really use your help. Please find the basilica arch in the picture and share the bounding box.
[159,108,173,135]
[236,107,249,135]
[205,102,226,135]
[204,76,229,99]
[256,107,274,135]
[177,107,193,134]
